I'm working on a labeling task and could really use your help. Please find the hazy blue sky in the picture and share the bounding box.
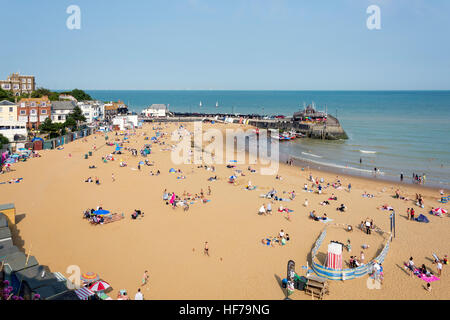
[1,0,449,90]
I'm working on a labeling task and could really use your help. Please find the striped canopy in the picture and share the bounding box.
[75,287,95,300]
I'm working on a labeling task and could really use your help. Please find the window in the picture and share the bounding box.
[22,79,26,83]
[41,109,47,114]
[0,107,2,112]
[30,109,37,115]
[28,79,32,83]
[41,102,46,106]
[31,102,36,107]
[20,110,26,115]
[21,103,25,108]
[28,84,32,90]
[1,84,10,89]
[13,84,19,90]
[9,107,13,112]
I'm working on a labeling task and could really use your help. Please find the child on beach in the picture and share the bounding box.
[142,270,149,286]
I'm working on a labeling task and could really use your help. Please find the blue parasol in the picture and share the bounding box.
[93,210,110,215]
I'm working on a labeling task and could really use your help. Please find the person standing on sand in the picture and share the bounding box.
[400,173,404,181]
[112,173,115,182]
[142,270,149,286]
[348,183,351,192]
[207,186,211,196]
[204,242,209,256]
[437,261,442,277]
[134,288,144,300]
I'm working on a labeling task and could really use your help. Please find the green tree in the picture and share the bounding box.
[62,89,92,101]
[0,88,15,102]
[63,117,77,131]
[0,133,9,149]
[39,118,64,138]
[31,88,60,101]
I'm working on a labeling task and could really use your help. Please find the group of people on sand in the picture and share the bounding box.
[261,229,290,247]
[415,193,425,208]
[84,176,100,185]
[163,188,211,210]
[131,209,144,219]
[83,208,106,224]
[309,210,328,221]
[361,218,375,234]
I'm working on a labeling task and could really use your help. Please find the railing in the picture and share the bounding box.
[310,223,392,281]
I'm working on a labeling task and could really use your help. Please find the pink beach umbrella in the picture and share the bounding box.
[89,280,111,292]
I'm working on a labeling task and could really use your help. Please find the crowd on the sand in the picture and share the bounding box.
[5,123,448,300]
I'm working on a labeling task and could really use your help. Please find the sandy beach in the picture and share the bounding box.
[1,121,448,300]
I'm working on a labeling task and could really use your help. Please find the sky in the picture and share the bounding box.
[1,0,449,90]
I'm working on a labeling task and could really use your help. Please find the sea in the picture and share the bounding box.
[85,90,450,188]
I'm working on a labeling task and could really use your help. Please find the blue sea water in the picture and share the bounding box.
[85,90,450,188]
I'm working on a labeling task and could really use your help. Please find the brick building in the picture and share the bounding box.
[0,73,36,96]
[17,96,51,130]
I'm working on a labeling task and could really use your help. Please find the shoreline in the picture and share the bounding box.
[1,121,448,300]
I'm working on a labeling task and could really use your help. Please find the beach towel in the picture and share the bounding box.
[404,263,440,283]
[415,214,429,223]
[319,218,333,224]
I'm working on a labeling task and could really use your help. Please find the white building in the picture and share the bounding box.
[112,115,139,131]
[142,104,168,118]
[51,101,77,123]
[79,101,104,123]
[0,121,27,141]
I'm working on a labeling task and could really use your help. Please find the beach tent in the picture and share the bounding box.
[151,137,157,141]
[75,287,95,300]
[326,242,343,269]
[169,168,176,173]
[93,210,110,215]
[416,214,429,223]
[31,137,44,142]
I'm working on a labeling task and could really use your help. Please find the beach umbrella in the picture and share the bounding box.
[81,272,100,283]
[432,208,447,215]
[89,280,111,292]
[229,175,237,180]
[93,209,110,215]
[151,137,157,140]
[139,161,145,165]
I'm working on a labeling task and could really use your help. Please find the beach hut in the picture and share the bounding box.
[0,212,8,228]
[14,264,71,300]
[0,203,15,225]
[326,242,343,270]
[0,251,39,294]
[0,226,12,244]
